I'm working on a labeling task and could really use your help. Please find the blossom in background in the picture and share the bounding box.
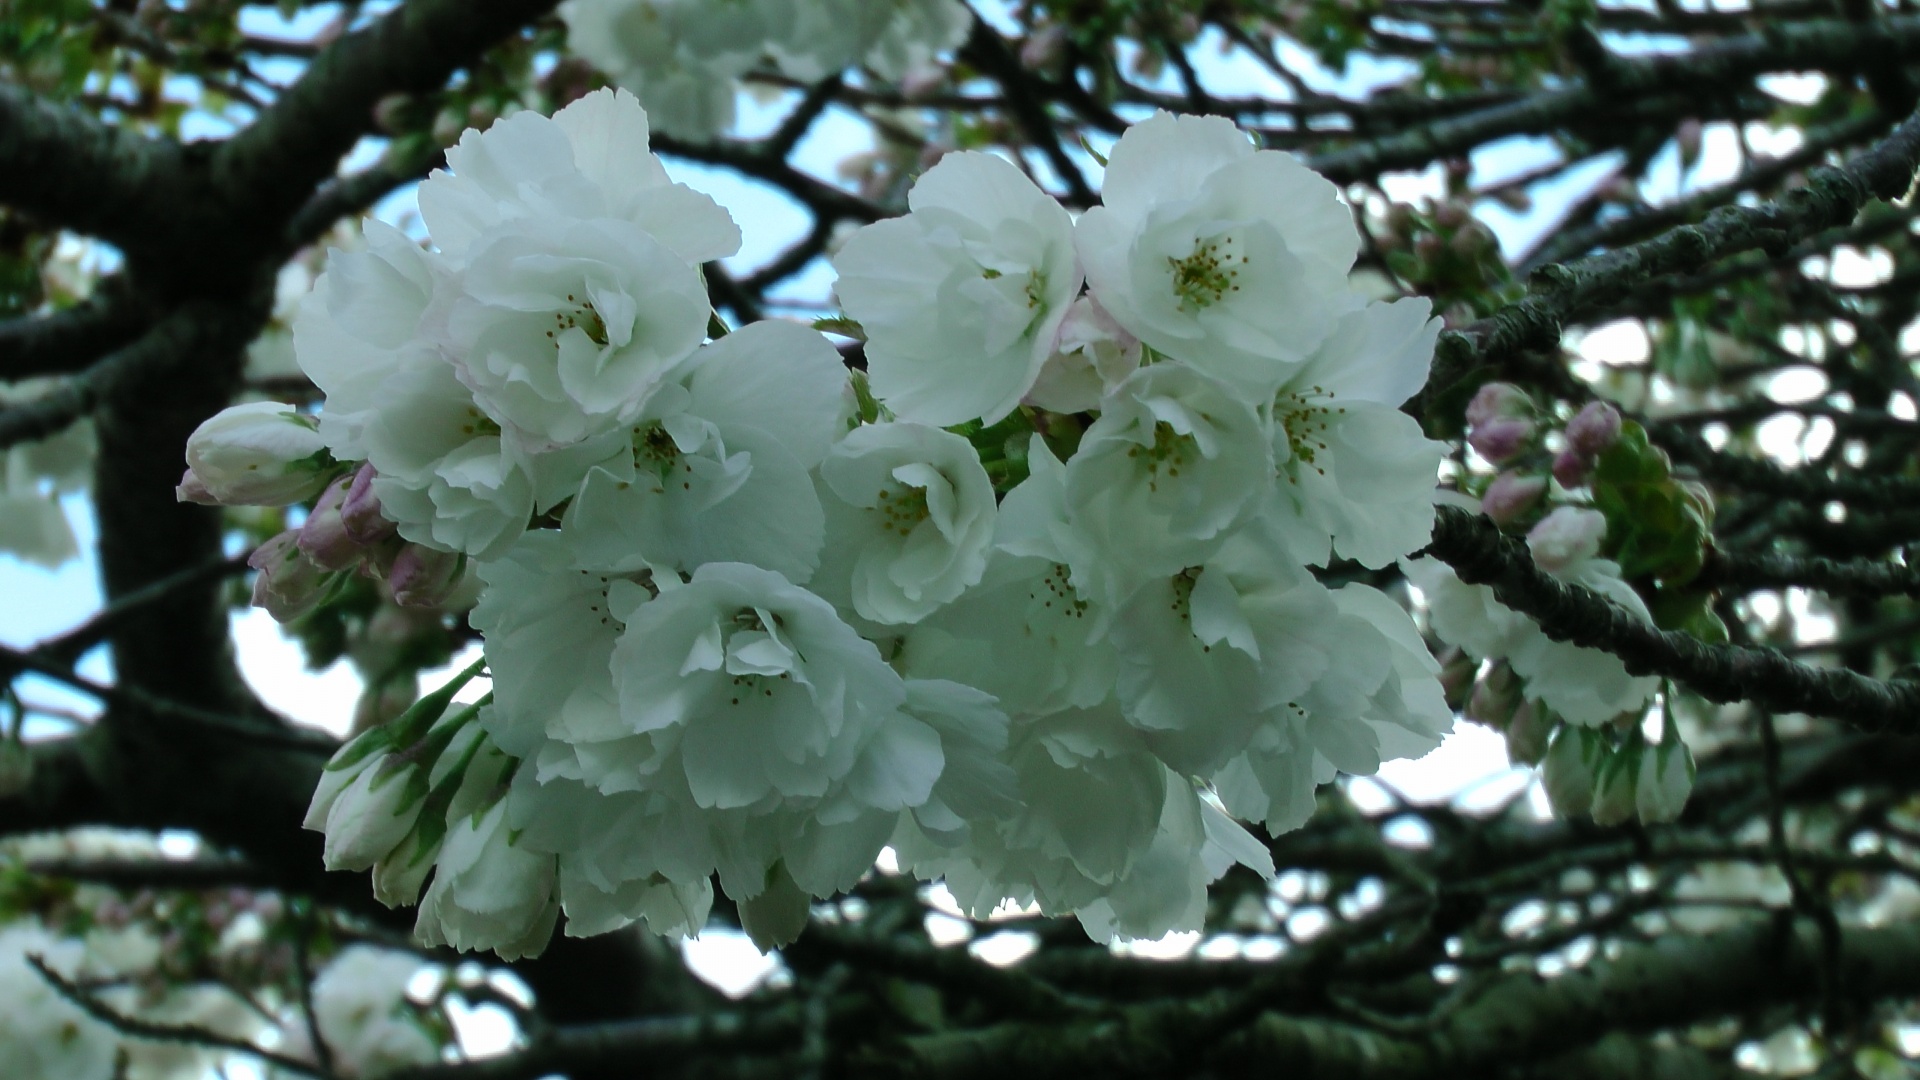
[309,946,439,1079]
[0,923,117,1080]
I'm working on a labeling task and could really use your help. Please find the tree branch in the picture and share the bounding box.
[0,84,191,251]
[0,283,153,382]
[1424,506,1920,732]
[1423,98,1920,410]
[211,0,563,231]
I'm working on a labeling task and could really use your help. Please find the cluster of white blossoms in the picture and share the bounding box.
[190,90,1458,955]
[0,909,267,1080]
[558,0,970,141]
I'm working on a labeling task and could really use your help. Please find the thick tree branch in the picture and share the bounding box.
[1423,98,1920,409]
[0,302,234,451]
[0,283,153,382]
[1694,546,1920,600]
[210,0,562,230]
[387,1008,800,1080]
[1425,506,1920,731]
[0,84,191,251]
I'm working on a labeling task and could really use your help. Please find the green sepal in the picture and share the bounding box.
[387,656,488,750]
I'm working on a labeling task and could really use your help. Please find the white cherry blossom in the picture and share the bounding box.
[419,87,740,263]
[415,799,561,960]
[814,421,996,625]
[1405,554,1658,728]
[834,150,1081,426]
[436,215,711,451]
[1076,111,1358,394]
[1256,297,1447,568]
[1062,360,1272,604]
[563,319,847,583]
[310,946,439,1080]
[897,440,1115,716]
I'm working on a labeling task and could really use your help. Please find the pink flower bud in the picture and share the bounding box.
[1527,507,1607,573]
[249,529,336,623]
[1481,471,1547,525]
[1467,415,1535,464]
[1466,382,1532,427]
[175,468,219,505]
[183,401,331,506]
[340,462,395,545]
[1565,400,1623,457]
[1552,448,1593,488]
[297,475,362,572]
[388,544,464,608]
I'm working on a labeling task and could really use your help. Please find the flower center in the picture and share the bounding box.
[545,292,608,348]
[1028,562,1089,620]
[1166,567,1212,650]
[456,405,501,439]
[1124,421,1193,493]
[1274,385,1345,481]
[873,485,930,536]
[1168,237,1245,310]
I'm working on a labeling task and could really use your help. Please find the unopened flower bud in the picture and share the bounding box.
[340,462,395,545]
[1467,661,1521,729]
[297,474,362,571]
[372,93,415,135]
[1466,382,1533,427]
[1589,746,1639,826]
[1552,449,1593,489]
[1431,202,1468,230]
[1675,118,1704,168]
[183,401,332,506]
[1565,400,1623,457]
[388,544,465,608]
[1636,741,1694,824]
[320,758,425,872]
[250,529,336,622]
[1505,698,1554,765]
[1541,726,1597,818]
[1481,471,1547,525]
[1527,507,1607,573]
[1437,647,1477,710]
[175,468,219,505]
[1467,415,1535,464]
[1020,25,1068,70]
[1449,225,1491,259]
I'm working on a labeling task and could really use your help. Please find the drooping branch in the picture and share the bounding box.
[1424,506,1920,732]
